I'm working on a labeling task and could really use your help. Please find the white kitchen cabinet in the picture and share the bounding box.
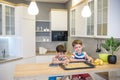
[87,0,120,38]
[96,0,107,36]
[0,3,15,36]
[70,9,75,36]
[0,61,15,80]
[5,5,15,35]
[70,3,86,37]
[50,9,67,31]
[0,57,36,80]
[0,4,2,35]
[86,0,94,36]
[70,0,120,38]
[15,5,35,58]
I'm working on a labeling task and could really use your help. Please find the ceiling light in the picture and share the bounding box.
[28,0,39,15]
[81,0,91,17]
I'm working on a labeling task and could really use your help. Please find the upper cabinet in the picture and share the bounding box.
[50,9,68,31]
[70,3,86,37]
[86,0,94,36]
[70,0,120,38]
[96,0,107,36]
[5,5,15,35]
[0,4,2,35]
[88,0,120,38]
[15,5,35,58]
[0,3,15,36]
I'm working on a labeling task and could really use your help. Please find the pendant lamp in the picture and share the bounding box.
[28,0,39,15]
[81,0,91,17]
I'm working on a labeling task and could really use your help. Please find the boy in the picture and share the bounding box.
[70,39,93,62]
[70,39,94,80]
[52,44,69,64]
[50,45,70,80]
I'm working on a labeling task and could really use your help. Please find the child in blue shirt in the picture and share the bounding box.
[70,39,93,62]
[70,39,94,80]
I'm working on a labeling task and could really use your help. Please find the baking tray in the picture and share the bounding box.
[60,61,95,70]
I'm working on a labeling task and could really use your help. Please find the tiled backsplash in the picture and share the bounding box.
[36,38,102,54]
[0,37,22,57]
[36,41,67,52]
[37,37,107,58]
[0,38,9,57]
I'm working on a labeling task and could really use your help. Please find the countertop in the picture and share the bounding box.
[0,56,23,64]
[14,62,120,79]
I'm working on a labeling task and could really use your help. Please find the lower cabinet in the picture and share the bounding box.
[14,76,48,80]
[0,56,36,80]
[36,55,54,63]
[0,62,15,80]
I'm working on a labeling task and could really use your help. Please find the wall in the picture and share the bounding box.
[36,2,66,20]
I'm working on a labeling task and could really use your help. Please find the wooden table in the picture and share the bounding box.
[14,62,120,80]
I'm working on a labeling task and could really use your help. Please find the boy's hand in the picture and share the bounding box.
[63,60,69,65]
[87,57,93,63]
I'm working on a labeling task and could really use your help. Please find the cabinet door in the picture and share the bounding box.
[5,5,15,35]
[87,0,94,36]
[87,0,108,37]
[0,62,15,80]
[70,4,86,37]
[70,9,75,36]
[0,4,2,35]
[51,9,67,31]
[15,5,36,58]
[75,4,86,36]
[22,19,35,58]
[97,0,108,36]
[70,9,76,36]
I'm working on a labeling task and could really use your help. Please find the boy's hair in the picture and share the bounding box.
[72,39,82,47]
[56,44,66,53]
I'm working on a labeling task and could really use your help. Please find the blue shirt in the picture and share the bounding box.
[71,52,85,59]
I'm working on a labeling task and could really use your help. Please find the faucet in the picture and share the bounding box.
[2,49,5,58]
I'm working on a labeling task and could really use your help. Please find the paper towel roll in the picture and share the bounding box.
[39,47,47,54]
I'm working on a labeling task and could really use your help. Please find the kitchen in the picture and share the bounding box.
[0,0,120,80]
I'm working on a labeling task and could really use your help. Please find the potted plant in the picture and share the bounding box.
[102,37,120,64]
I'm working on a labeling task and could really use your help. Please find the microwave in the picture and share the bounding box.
[52,31,68,41]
